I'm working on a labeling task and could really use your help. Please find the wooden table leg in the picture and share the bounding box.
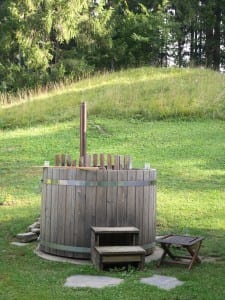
[157,249,167,267]
[187,240,202,270]
[157,244,176,267]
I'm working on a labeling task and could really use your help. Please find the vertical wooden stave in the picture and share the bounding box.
[74,169,87,257]
[85,155,91,167]
[117,170,128,226]
[64,167,75,257]
[70,168,77,258]
[93,154,98,167]
[55,155,60,166]
[107,154,112,170]
[44,167,53,254]
[85,170,97,246]
[50,167,60,256]
[96,170,107,226]
[114,155,120,170]
[124,155,131,170]
[127,170,136,226]
[40,167,48,252]
[106,170,118,226]
[100,154,105,169]
[151,169,157,250]
[56,167,68,257]
[143,170,150,247]
[135,170,144,245]
[119,155,124,170]
[61,154,66,166]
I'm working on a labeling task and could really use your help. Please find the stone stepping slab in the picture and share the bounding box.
[64,275,124,289]
[16,232,38,243]
[64,274,184,290]
[140,275,184,290]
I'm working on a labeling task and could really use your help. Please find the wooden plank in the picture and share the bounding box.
[124,155,132,170]
[40,167,48,252]
[117,170,128,226]
[85,170,97,247]
[95,246,145,254]
[100,154,105,169]
[63,168,75,257]
[143,170,150,245]
[95,170,107,226]
[79,156,84,167]
[93,154,98,167]
[102,255,142,263]
[149,169,156,250]
[74,169,87,250]
[44,167,53,254]
[106,170,118,226]
[56,167,67,256]
[94,246,145,270]
[91,226,139,233]
[114,155,120,170]
[135,170,144,245]
[119,155,124,170]
[85,154,91,167]
[77,166,99,171]
[107,154,112,170]
[50,167,60,256]
[61,154,66,166]
[70,168,77,258]
[66,155,71,166]
[91,228,98,264]
[127,170,136,226]
[55,155,60,166]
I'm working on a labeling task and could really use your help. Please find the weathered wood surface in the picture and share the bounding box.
[54,153,132,170]
[50,167,60,256]
[94,246,145,270]
[40,167,156,259]
[95,246,146,254]
[91,226,139,251]
[91,226,139,233]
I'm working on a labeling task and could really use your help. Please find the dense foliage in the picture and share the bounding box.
[1,0,225,92]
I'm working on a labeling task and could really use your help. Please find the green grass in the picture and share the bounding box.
[1,67,225,299]
[1,67,225,129]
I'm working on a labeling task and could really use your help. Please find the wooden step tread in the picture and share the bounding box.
[95,246,145,255]
[91,226,139,234]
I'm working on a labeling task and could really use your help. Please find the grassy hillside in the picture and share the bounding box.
[0,67,225,129]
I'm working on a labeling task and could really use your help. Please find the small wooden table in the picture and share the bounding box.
[157,235,204,270]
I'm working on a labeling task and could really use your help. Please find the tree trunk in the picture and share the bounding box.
[213,1,221,70]
[178,39,184,67]
[205,27,214,68]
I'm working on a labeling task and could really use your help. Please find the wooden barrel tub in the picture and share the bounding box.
[39,167,156,259]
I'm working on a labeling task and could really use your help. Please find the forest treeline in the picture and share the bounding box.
[1,0,225,92]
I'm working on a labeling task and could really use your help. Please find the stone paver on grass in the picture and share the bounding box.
[64,275,124,289]
[11,242,29,247]
[145,246,163,262]
[140,275,184,291]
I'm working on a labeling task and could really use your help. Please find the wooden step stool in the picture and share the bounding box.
[91,226,146,270]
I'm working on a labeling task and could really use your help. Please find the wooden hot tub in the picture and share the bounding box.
[39,166,156,259]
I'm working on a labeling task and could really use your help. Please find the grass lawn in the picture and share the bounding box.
[1,116,225,300]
